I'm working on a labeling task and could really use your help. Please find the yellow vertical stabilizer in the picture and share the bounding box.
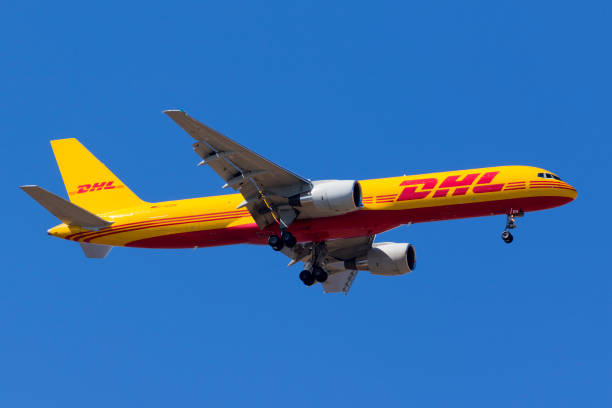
[50,138,147,214]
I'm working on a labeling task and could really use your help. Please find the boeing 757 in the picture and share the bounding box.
[21,111,577,293]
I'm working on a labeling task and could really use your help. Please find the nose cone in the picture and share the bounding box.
[548,179,578,206]
[527,168,577,211]
[567,183,578,201]
[550,180,577,203]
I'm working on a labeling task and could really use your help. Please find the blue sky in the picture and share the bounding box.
[1,1,610,406]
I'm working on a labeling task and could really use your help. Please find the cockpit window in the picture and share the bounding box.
[537,172,562,181]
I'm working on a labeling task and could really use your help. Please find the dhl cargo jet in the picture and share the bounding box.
[21,111,577,293]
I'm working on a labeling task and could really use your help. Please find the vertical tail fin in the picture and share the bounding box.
[50,138,147,214]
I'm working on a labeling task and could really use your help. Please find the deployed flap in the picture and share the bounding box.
[80,242,112,258]
[321,235,372,294]
[322,270,358,294]
[164,110,312,228]
[20,185,113,230]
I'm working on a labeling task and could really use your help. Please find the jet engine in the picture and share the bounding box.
[289,180,362,214]
[345,242,417,276]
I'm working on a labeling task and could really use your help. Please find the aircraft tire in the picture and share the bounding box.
[312,266,328,283]
[299,270,315,286]
[268,235,284,251]
[501,231,513,244]
[281,231,297,248]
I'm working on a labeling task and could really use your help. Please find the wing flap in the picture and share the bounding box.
[322,269,359,294]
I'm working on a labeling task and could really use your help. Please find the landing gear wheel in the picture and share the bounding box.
[312,266,328,283]
[268,235,283,251]
[500,212,522,243]
[281,231,297,248]
[501,231,513,244]
[299,270,315,286]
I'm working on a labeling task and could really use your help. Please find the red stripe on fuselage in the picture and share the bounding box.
[67,210,250,240]
[81,213,250,243]
[123,195,573,249]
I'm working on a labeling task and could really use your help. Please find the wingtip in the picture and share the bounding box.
[162,109,186,115]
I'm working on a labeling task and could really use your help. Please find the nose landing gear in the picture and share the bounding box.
[501,211,523,244]
[501,230,513,243]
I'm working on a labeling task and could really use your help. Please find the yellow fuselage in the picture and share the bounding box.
[48,165,577,249]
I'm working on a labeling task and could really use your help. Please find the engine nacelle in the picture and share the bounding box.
[290,180,362,214]
[346,242,417,276]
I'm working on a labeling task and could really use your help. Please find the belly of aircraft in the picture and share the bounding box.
[114,194,572,249]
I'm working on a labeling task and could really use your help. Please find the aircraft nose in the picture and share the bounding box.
[568,183,578,200]
[556,180,577,201]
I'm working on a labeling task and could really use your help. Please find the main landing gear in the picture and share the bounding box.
[299,266,328,286]
[268,231,329,287]
[268,230,297,251]
[501,212,523,244]
[300,242,329,286]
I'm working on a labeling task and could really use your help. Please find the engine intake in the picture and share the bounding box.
[346,242,416,276]
[290,180,362,214]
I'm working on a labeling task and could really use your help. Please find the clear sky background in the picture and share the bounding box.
[1,1,610,406]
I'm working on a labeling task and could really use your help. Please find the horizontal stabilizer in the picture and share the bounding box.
[80,242,112,258]
[20,185,113,230]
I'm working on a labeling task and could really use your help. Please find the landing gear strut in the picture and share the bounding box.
[501,212,522,244]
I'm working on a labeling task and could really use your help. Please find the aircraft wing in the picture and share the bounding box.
[282,235,375,295]
[164,110,312,228]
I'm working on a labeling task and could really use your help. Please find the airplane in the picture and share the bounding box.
[21,110,578,294]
